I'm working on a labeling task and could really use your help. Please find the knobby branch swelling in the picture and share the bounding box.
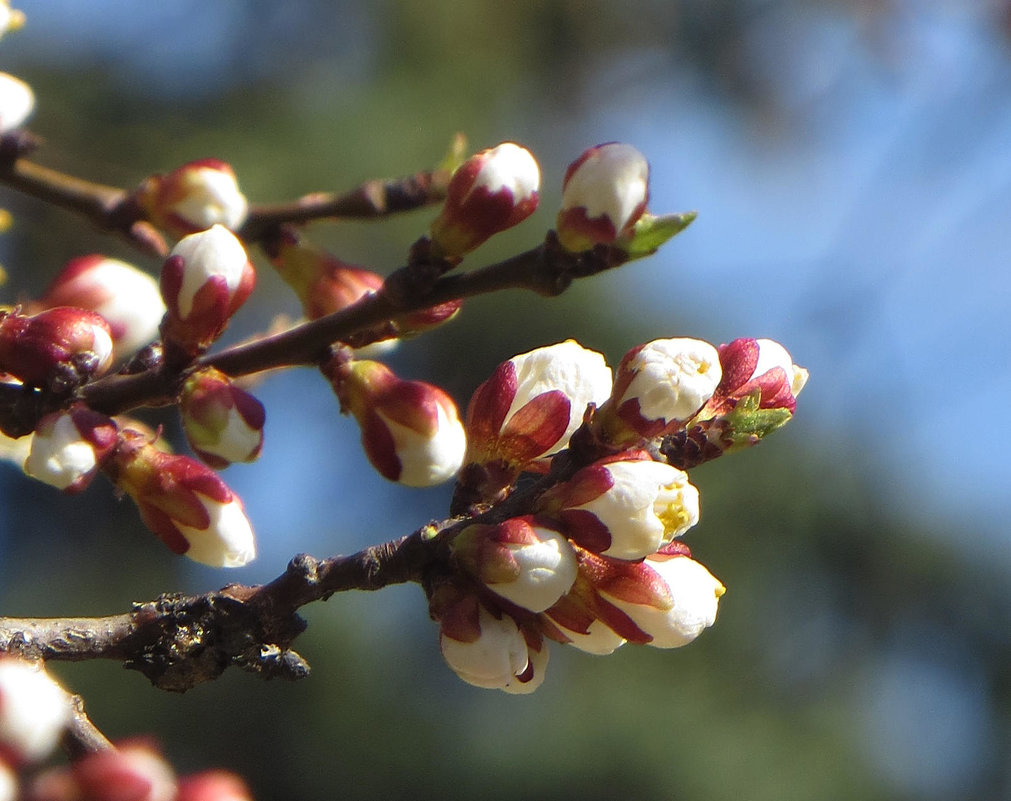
[0,15,808,799]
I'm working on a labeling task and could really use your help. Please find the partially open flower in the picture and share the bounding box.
[39,255,165,360]
[138,159,248,240]
[159,225,255,360]
[103,429,256,567]
[541,453,700,560]
[324,355,466,487]
[556,143,649,252]
[430,142,540,260]
[0,72,33,134]
[24,405,118,493]
[0,307,113,393]
[0,658,70,766]
[594,337,721,447]
[180,367,265,468]
[452,516,578,613]
[713,337,808,413]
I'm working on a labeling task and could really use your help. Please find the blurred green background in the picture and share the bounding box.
[2,1,1009,799]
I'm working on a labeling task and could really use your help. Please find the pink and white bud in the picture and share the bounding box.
[543,453,700,560]
[556,143,649,253]
[24,405,117,493]
[103,429,256,567]
[596,337,721,446]
[325,355,466,487]
[0,72,33,134]
[159,225,255,358]
[40,255,165,359]
[430,142,540,259]
[452,516,578,613]
[177,771,254,801]
[753,339,808,397]
[180,368,265,469]
[0,658,70,766]
[709,337,809,416]
[70,741,177,801]
[598,552,725,649]
[138,159,248,240]
[465,340,612,469]
[437,592,548,693]
[0,307,113,392]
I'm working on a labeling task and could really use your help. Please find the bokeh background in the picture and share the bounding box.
[2,1,1010,799]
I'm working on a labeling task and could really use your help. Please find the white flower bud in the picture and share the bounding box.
[440,604,531,690]
[0,658,71,765]
[0,72,33,134]
[754,338,809,398]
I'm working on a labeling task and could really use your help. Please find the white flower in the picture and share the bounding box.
[440,604,531,690]
[0,72,33,133]
[602,555,724,649]
[615,338,721,427]
[753,338,809,397]
[559,459,700,560]
[0,658,71,764]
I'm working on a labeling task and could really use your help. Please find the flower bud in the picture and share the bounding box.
[159,225,255,359]
[70,741,177,801]
[542,453,699,560]
[714,338,808,413]
[556,143,649,252]
[0,72,33,134]
[103,429,256,567]
[0,307,113,392]
[452,516,578,613]
[595,337,721,447]
[436,590,548,693]
[597,552,724,649]
[0,3,26,41]
[39,255,165,359]
[465,340,612,470]
[430,142,540,259]
[180,367,265,468]
[0,658,70,766]
[177,771,254,801]
[138,159,248,239]
[24,404,118,492]
[325,355,466,487]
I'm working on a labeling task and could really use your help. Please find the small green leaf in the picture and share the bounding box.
[621,211,698,259]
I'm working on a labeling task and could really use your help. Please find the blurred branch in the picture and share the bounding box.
[63,695,115,758]
[0,531,440,692]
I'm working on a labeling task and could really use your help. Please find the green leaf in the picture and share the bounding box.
[621,211,698,259]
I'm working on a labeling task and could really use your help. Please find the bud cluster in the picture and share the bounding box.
[432,334,806,691]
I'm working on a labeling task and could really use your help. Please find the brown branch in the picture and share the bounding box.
[0,530,442,692]
[63,694,115,758]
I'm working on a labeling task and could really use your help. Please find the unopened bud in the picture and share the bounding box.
[159,225,255,360]
[0,72,32,134]
[40,255,165,360]
[430,142,540,260]
[0,658,70,766]
[138,159,248,240]
[180,368,265,468]
[556,143,649,252]
[103,429,256,567]
[24,404,117,492]
[0,307,113,392]
[324,355,466,487]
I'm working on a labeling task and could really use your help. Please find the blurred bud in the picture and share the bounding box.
[0,760,15,801]
[103,429,256,567]
[0,2,25,40]
[159,225,255,359]
[324,355,466,487]
[177,771,254,801]
[541,452,699,560]
[0,658,70,766]
[0,72,32,134]
[69,741,177,801]
[597,551,724,649]
[594,337,721,447]
[465,340,612,472]
[430,142,540,259]
[24,404,117,492]
[0,307,113,393]
[40,255,165,360]
[138,159,248,240]
[435,589,548,693]
[452,516,578,613]
[556,143,649,253]
[180,367,265,468]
